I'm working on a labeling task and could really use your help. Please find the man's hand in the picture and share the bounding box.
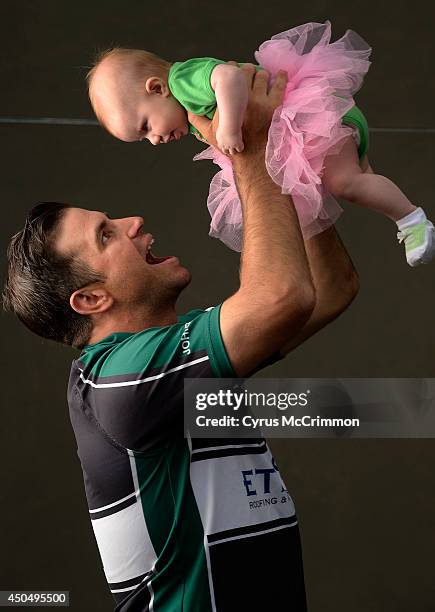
[188,108,220,148]
[235,66,287,157]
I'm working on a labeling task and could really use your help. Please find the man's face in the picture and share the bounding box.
[55,207,191,309]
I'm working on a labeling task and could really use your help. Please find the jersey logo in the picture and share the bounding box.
[241,456,291,509]
[180,321,192,355]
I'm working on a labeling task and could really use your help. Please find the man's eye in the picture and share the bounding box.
[101,231,111,244]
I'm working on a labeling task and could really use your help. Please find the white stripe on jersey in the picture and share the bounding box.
[129,453,156,611]
[89,490,137,514]
[80,356,210,388]
[208,521,298,546]
[191,441,265,456]
[91,498,157,586]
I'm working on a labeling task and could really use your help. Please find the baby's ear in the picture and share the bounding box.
[145,77,169,96]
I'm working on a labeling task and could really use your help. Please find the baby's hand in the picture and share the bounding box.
[216,127,245,155]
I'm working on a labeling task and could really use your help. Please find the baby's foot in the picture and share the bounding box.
[396,208,435,266]
[216,127,244,156]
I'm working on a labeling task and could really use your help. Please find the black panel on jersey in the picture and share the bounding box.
[113,579,152,611]
[208,523,307,611]
[68,382,136,511]
[75,357,214,453]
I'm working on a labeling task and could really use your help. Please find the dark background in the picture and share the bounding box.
[1,1,434,610]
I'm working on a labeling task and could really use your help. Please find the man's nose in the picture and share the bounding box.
[126,217,144,238]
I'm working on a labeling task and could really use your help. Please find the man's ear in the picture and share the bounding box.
[69,287,114,316]
[145,76,169,97]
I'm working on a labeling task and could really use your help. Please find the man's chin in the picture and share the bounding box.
[176,267,192,290]
[166,265,192,295]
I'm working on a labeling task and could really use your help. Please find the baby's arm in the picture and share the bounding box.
[210,64,248,155]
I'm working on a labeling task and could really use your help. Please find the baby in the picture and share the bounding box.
[87,22,435,266]
[87,49,246,153]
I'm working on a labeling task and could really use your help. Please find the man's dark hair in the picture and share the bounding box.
[2,202,105,349]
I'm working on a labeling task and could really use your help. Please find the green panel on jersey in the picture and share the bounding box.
[132,440,213,611]
[79,305,235,379]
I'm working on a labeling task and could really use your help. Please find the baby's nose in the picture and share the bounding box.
[149,134,161,146]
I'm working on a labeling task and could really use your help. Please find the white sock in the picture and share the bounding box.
[397,207,426,230]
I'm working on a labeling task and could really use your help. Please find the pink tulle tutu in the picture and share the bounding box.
[194,21,372,251]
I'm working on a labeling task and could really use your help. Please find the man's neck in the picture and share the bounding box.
[87,303,178,345]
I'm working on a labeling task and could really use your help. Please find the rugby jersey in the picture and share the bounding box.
[67,305,307,611]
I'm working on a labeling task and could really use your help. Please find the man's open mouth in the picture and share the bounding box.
[145,250,174,265]
[144,237,175,265]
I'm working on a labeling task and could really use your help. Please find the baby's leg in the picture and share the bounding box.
[322,137,416,222]
[323,138,435,266]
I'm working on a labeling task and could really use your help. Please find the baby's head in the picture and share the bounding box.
[87,48,189,144]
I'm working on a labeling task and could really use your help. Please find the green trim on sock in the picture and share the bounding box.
[400,222,427,252]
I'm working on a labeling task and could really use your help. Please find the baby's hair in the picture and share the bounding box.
[86,47,171,121]
[86,47,170,90]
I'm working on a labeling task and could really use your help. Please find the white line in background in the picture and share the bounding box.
[0,117,98,125]
[0,117,435,133]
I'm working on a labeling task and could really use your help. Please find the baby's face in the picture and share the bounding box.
[93,72,189,145]
[135,84,189,145]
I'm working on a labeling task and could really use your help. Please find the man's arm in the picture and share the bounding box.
[190,67,316,376]
[279,226,359,355]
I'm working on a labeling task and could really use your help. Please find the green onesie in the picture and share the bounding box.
[168,57,369,158]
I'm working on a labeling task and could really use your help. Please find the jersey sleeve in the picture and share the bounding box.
[168,57,225,117]
[75,305,235,452]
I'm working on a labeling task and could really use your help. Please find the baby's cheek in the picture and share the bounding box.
[161,115,174,132]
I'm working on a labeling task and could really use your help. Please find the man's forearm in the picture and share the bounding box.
[232,150,314,305]
[279,226,359,354]
[304,226,358,303]
[211,67,318,375]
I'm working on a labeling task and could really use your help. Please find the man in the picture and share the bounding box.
[3,67,358,611]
